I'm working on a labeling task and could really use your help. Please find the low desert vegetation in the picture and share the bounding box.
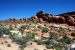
[37,25,43,29]
[18,26,25,35]
[0,28,4,37]
[9,31,35,50]
[0,19,75,50]
[42,27,49,33]
[71,32,75,37]
[0,28,12,37]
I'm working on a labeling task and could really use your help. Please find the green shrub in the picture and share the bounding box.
[37,25,43,29]
[55,47,62,50]
[15,32,35,46]
[46,43,54,49]
[43,32,65,49]
[27,32,35,39]
[35,40,43,45]
[72,38,75,40]
[21,25,31,29]
[19,33,35,46]
[19,25,31,35]
[20,25,27,29]
[43,40,53,49]
[58,27,65,32]
[0,28,12,37]
[50,27,65,32]
[59,27,64,31]
[17,36,31,50]
[9,27,14,30]
[10,31,35,50]
[9,33,21,41]
[60,34,71,44]
[0,28,4,37]
[2,28,11,35]
[18,36,29,47]
[72,38,75,42]
[45,39,65,49]
[43,40,50,45]
[50,32,58,40]
[18,28,24,35]
[42,27,49,33]
[32,19,37,24]
[71,32,75,37]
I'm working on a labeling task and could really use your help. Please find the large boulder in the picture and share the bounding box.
[58,11,75,26]
[71,15,75,19]
[48,16,65,23]
[36,11,65,23]
[36,11,53,22]
[37,18,43,23]
[63,15,75,26]
[31,16,38,20]
[58,16,65,23]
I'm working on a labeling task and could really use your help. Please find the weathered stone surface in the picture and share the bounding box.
[31,16,38,20]
[59,12,75,26]
[5,11,75,27]
[36,11,75,26]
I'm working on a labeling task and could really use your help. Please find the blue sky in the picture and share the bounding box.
[0,0,75,20]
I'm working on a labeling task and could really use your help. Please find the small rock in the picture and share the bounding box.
[7,44,11,47]
[0,49,2,50]
[34,48,38,50]
[1,42,3,44]
[44,49,47,50]
[4,41,8,43]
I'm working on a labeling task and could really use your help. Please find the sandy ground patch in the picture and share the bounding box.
[0,38,54,50]
[0,38,19,50]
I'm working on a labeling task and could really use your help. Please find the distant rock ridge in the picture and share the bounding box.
[6,11,75,27]
[35,11,75,26]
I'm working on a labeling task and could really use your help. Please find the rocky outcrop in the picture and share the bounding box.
[36,11,75,26]
[5,11,75,27]
[58,12,75,26]
[6,18,26,23]
[36,11,65,23]
[36,11,53,22]
[62,15,75,26]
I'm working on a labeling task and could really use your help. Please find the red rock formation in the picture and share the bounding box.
[58,11,75,26]
[36,11,75,26]
[36,11,53,22]
[4,11,75,27]
[63,15,75,26]
[31,16,38,19]
[13,18,16,22]
[37,18,43,23]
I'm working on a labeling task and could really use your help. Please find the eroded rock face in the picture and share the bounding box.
[62,15,75,26]
[36,11,53,22]
[7,18,17,23]
[36,11,75,26]
[38,18,43,23]
[5,11,75,27]
[36,11,65,23]
[31,16,38,20]
[57,16,65,23]
[50,16,65,23]
[58,12,75,26]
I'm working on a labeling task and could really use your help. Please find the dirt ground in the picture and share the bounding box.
[0,38,54,50]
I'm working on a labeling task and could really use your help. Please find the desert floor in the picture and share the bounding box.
[0,38,54,50]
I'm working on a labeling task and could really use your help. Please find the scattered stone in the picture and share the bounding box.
[4,41,8,43]
[7,43,11,47]
[44,49,47,50]
[1,42,3,44]
[34,48,39,50]
[0,49,2,50]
